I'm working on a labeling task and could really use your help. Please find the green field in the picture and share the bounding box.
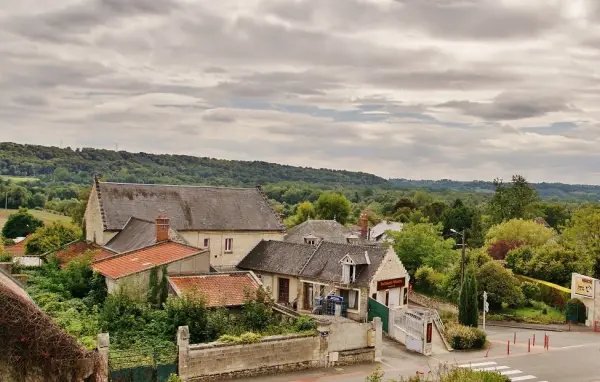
[0,209,72,230]
[0,175,40,183]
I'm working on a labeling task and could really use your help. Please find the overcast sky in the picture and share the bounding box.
[1,0,600,184]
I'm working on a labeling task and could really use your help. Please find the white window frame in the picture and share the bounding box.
[224,238,233,252]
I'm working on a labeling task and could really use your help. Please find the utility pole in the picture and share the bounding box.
[5,192,7,209]
[483,291,489,331]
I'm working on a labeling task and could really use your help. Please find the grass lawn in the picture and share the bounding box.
[0,209,72,230]
[0,175,39,183]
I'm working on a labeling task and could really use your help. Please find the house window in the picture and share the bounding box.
[342,263,356,284]
[203,238,210,248]
[278,277,290,303]
[346,237,358,245]
[224,238,233,252]
[304,237,317,245]
[339,289,359,310]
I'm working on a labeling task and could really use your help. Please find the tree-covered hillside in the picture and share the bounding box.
[390,178,600,202]
[0,142,388,187]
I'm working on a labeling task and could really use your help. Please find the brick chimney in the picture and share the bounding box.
[156,215,170,243]
[360,213,368,239]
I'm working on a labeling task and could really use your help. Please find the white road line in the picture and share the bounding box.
[500,370,523,375]
[458,361,497,368]
[473,365,510,372]
[510,376,537,381]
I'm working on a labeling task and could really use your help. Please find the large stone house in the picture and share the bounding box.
[84,177,286,267]
[238,240,409,322]
[284,219,370,246]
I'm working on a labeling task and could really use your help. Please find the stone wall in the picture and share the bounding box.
[176,317,382,381]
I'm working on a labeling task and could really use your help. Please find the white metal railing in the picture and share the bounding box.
[396,309,424,340]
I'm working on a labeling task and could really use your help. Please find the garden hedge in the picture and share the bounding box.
[515,275,571,309]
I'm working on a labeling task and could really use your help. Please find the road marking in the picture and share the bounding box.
[473,366,510,371]
[500,370,523,375]
[458,361,497,368]
[509,376,536,381]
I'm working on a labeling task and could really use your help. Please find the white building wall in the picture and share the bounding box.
[180,231,284,267]
[85,185,105,244]
[369,248,409,309]
[571,274,600,327]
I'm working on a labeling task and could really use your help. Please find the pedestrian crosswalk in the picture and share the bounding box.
[458,361,547,382]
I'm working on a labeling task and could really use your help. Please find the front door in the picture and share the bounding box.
[278,277,290,303]
[303,283,314,310]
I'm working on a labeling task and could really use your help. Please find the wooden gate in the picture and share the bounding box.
[368,297,389,333]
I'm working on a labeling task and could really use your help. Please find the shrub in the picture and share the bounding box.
[414,266,447,296]
[514,275,570,309]
[1,208,44,239]
[521,282,541,301]
[488,240,523,260]
[25,221,81,255]
[476,262,524,310]
[218,332,262,344]
[241,287,275,332]
[167,374,183,382]
[0,253,13,262]
[293,316,317,332]
[445,324,487,350]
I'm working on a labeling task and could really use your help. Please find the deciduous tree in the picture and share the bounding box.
[314,192,351,224]
[489,175,538,223]
[1,208,44,239]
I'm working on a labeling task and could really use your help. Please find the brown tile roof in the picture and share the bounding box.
[168,273,260,307]
[53,240,116,265]
[104,217,189,253]
[92,241,205,280]
[5,236,31,256]
[96,180,285,232]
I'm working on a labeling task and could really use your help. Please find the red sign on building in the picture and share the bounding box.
[377,277,406,291]
[426,323,433,343]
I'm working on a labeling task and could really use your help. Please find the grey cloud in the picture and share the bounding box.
[263,0,562,40]
[436,92,576,120]
[202,112,236,123]
[11,95,47,106]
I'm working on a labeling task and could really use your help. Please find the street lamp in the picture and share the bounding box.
[450,228,466,285]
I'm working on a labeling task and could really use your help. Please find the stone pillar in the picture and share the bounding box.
[97,333,110,382]
[373,317,382,362]
[316,319,331,367]
[177,326,190,379]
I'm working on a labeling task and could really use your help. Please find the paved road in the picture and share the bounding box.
[238,327,600,382]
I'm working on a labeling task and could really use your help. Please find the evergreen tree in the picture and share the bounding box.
[458,267,479,327]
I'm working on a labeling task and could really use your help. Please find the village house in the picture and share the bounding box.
[84,176,286,267]
[369,221,404,243]
[238,240,409,322]
[284,219,371,246]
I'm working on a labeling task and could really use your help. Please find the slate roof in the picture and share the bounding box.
[284,220,369,245]
[237,240,316,277]
[92,241,205,280]
[96,180,285,232]
[370,221,404,240]
[168,272,260,307]
[104,217,189,253]
[238,240,390,286]
[300,241,388,285]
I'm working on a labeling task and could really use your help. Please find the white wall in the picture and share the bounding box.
[252,271,299,305]
[571,274,600,326]
[180,231,284,267]
[369,248,409,309]
[85,185,105,245]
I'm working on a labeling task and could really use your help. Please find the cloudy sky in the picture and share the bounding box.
[1,0,600,184]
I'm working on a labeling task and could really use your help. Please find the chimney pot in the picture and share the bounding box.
[360,213,368,239]
[156,215,170,243]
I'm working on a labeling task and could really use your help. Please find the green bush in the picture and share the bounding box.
[293,316,317,332]
[476,262,524,310]
[521,282,541,301]
[167,374,183,382]
[445,324,487,350]
[458,267,479,327]
[0,253,13,262]
[514,275,570,309]
[218,332,262,344]
[414,266,447,296]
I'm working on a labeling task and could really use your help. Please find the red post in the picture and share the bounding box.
[533,333,536,346]
[528,338,531,353]
[595,321,598,333]
[514,331,516,344]
[547,336,549,351]
[507,341,510,355]
[485,343,492,358]
[569,321,572,331]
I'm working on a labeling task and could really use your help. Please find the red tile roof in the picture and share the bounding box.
[4,236,31,257]
[168,273,260,307]
[92,242,204,280]
[54,241,116,266]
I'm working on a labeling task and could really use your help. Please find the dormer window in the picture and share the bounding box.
[346,235,359,245]
[304,235,318,245]
[340,255,357,284]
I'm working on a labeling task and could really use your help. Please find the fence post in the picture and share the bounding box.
[507,341,510,355]
[513,331,516,344]
[97,333,110,382]
[533,334,536,346]
[177,326,190,379]
[546,336,549,351]
[528,338,530,353]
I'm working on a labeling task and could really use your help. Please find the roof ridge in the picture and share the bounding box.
[298,240,323,275]
[319,240,385,250]
[94,175,108,231]
[99,181,259,190]
[95,241,204,263]
[255,185,287,232]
